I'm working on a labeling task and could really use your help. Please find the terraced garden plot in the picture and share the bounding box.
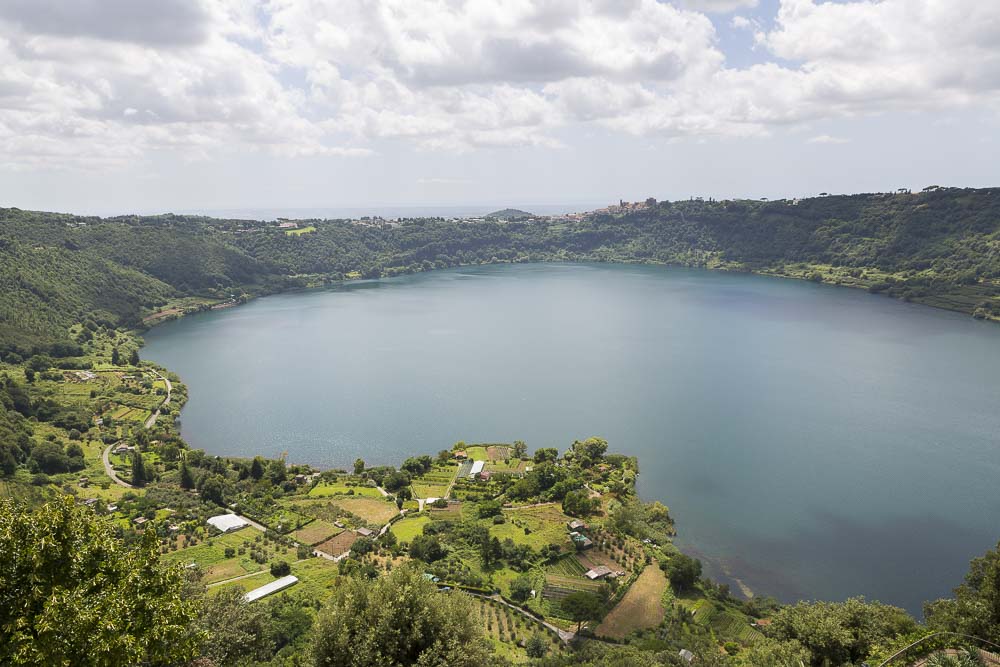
[428,502,462,520]
[316,531,357,557]
[595,565,668,640]
[308,480,382,498]
[541,574,604,602]
[711,610,763,644]
[492,505,574,550]
[411,466,456,498]
[486,445,512,460]
[546,555,588,578]
[291,520,342,546]
[474,597,563,663]
[390,514,431,543]
[485,459,527,474]
[577,549,625,573]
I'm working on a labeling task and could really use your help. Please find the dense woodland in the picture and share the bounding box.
[3,186,1000,355]
[1,189,1000,665]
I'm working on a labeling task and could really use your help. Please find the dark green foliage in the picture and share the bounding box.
[0,495,201,665]
[560,590,605,633]
[665,552,702,592]
[310,565,493,667]
[766,597,918,666]
[562,489,598,518]
[925,539,1000,643]
[179,459,195,489]
[131,450,148,487]
[409,534,445,562]
[270,560,291,577]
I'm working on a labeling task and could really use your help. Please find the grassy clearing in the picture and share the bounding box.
[284,225,316,236]
[330,496,399,526]
[390,514,431,543]
[308,480,382,498]
[595,566,668,640]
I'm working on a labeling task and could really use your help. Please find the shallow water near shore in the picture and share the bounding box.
[143,262,1000,614]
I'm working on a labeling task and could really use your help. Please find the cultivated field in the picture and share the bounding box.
[595,565,668,639]
[473,596,564,663]
[316,531,358,557]
[291,520,342,546]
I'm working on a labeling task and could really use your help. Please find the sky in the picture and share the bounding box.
[0,0,998,216]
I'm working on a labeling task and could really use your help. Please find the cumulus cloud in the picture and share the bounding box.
[676,0,759,12]
[0,0,998,170]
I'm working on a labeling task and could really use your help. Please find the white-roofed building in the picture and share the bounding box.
[245,575,298,602]
[469,460,485,477]
[206,514,249,533]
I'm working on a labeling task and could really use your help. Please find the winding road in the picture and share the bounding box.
[101,368,173,488]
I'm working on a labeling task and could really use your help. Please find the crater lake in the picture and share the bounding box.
[142,262,1000,614]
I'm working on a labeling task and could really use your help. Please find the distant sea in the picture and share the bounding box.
[167,203,597,221]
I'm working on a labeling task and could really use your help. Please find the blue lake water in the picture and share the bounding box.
[142,263,1000,614]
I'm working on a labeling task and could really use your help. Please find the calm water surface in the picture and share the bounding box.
[142,263,1000,614]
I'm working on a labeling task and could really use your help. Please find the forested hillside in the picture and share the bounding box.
[3,186,1000,356]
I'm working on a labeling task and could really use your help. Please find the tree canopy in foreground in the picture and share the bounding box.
[0,495,201,666]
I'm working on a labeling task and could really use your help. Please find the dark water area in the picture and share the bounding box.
[143,263,1000,615]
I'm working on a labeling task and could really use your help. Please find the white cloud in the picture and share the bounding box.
[807,134,850,144]
[676,0,759,13]
[0,0,998,170]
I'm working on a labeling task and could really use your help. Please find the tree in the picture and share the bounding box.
[665,552,702,592]
[111,348,121,365]
[30,441,69,474]
[525,633,547,658]
[250,456,265,480]
[509,573,534,603]
[196,587,274,666]
[311,565,493,667]
[533,447,558,463]
[200,474,226,506]
[179,459,195,489]
[270,560,291,577]
[734,638,810,667]
[350,536,374,558]
[382,470,410,492]
[131,449,147,487]
[769,597,917,666]
[353,458,365,475]
[409,534,445,562]
[128,349,140,366]
[925,539,1000,642]
[560,591,604,633]
[571,437,608,466]
[511,440,527,459]
[562,489,596,518]
[0,496,201,665]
